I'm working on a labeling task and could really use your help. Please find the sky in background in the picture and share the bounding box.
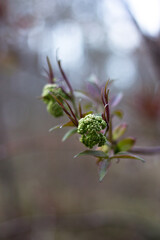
[127,0,160,36]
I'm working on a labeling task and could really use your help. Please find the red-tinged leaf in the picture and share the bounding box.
[62,128,77,142]
[98,159,111,182]
[112,110,123,119]
[101,88,105,106]
[87,81,101,96]
[110,152,145,163]
[116,137,136,152]
[74,150,108,159]
[104,80,110,94]
[74,90,93,102]
[111,93,123,107]
[104,89,110,122]
[113,123,127,141]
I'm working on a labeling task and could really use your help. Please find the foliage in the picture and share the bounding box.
[41,57,145,181]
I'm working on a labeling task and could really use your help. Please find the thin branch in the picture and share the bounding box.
[78,101,83,118]
[50,94,77,126]
[62,97,78,126]
[130,146,160,155]
[101,88,108,123]
[46,57,54,83]
[105,89,110,123]
[57,59,73,95]
[121,0,160,81]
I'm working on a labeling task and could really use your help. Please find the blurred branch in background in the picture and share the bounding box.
[122,0,160,82]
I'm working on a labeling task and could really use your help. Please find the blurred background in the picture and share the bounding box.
[0,0,160,239]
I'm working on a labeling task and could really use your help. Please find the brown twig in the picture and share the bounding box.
[57,59,73,96]
[46,56,54,83]
[50,94,78,126]
[121,0,160,81]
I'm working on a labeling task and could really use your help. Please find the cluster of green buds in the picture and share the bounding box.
[77,114,107,148]
[42,84,68,117]
[40,57,158,182]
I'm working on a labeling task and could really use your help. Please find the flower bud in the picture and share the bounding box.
[47,101,63,117]
[77,114,107,148]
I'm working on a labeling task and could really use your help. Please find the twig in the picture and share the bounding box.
[57,59,73,96]
[46,57,54,83]
[130,146,160,155]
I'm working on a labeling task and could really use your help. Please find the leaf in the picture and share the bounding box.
[116,137,136,152]
[74,90,93,102]
[49,125,61,132]
[82,111,93,117]
[97,144,109,153]
[98,159,111,182]
[83,103,93,111]
[112,110,123,119]
[111,93,123,107]
[62,121,75,127]
[110,152,145,163]
[74,150,108,159]
[49,121,75,132]
[113,123,127,141]
[62,128,77,142]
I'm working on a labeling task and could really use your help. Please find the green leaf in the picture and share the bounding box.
[112,110,123,119]
[62,128,77,142]
[49,121,75,132]
[62,121,75,127]
[116,137,136,152]
[98,144,109,153]
[82,111,93,117]
[110,152,145,162]
[113,123,127,141]
[49,125,61,132]
[98,159,111,182]
[83,103,93,111]
[74,150,108,159]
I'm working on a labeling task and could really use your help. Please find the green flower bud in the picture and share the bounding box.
[47,101,63,117]
[77,114,107,148]
[42,83,68,104]
[42,83,69,118]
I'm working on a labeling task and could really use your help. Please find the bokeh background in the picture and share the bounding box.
[0,0,160,239]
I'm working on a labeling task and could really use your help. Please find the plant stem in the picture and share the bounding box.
[72,96,78,118]
[108,118,112,143]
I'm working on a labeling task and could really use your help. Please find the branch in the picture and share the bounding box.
[130,146,160,155]
[121,0,160,81]
[57,59,73,96]
[46,57,54,83]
